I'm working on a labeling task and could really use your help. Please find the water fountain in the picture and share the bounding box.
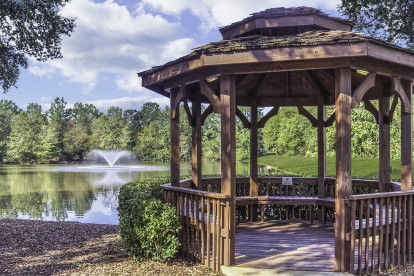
[85,150,135,167]
[53,149,168,174]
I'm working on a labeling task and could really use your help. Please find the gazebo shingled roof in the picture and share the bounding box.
[139,30,414,78]
[138,6,414,274]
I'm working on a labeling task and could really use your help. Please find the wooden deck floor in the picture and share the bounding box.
[235,221,335,272]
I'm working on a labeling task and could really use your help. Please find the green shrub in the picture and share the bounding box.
[117,177,181,261]
[139,200,181,260]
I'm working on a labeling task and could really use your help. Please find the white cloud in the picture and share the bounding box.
[40,96,52,103]
[87,95,170,112]
[142,0,342,32]
[32,0,197,93]
[29,65,56,77]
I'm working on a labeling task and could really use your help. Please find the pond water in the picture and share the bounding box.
[0,161,275,224]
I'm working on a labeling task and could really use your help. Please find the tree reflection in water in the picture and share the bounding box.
[0,161,273,224]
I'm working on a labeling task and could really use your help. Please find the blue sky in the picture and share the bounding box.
[2,0,342,112]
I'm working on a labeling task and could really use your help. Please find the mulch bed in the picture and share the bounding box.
[2,218,414,275]
[0,219,220,275]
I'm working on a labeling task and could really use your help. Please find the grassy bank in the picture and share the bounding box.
[258,155,402,180]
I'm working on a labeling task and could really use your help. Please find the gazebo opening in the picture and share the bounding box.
[139,6,414,274]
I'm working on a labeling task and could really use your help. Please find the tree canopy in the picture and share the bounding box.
[0,0,75,92]
[339,0,414,49]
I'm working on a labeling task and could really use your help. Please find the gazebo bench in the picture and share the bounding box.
[235,196,335,207]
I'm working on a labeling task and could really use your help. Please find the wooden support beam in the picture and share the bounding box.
[317,97,327,224]
[391,77,411,114]
[192,91,202,189]
[297,106,317,127]
[400,80,412,191]
[306,70,330,97]
[379,88,391,192]
[171,84,186,119]
[220,74,236,265]
[258,106,279,128]
[249,73,267,97]
[387,95,399,124]
[285,72,290,98]
[256,96,318,107]
[201,105,213,126]
[351,73,376,108]
[170,87,181,187]
[334,68,352,272]
[236,107,251,129]
[363,100,379,124]
[183,100,193,127]
[325,111,336,127]
[249,99,258,222]
[200,79,221,113]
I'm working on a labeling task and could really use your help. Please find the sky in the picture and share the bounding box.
[2,0,342,112]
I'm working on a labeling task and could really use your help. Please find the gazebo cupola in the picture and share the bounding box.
[219,7,354,39]
[139,6,414,275]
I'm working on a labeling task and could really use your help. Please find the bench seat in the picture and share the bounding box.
[235,196,335,207]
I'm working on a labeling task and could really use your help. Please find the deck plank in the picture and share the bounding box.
[235,221,335,271]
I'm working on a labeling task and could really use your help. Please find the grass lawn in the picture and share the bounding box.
[258,154,403,180]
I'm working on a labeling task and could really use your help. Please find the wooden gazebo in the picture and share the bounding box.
[139,7,414,274]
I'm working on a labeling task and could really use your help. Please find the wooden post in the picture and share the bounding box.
[317,97,327,224]
[171,87,180,187]
[192,90,202,189]
[249,99,258,221]
[401,80,413,191]
[379,88,391,192]
[334,68,352,272]
[220,74,236,266]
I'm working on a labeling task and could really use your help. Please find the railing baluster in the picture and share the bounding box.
[408,195,413,263]
[397,196,401,265]
[206,197,211,268]
[385,197,390,270]
[212,198,217,270]
[358,199,363,275]
[350,200,356,274]
[378,197,384,272]
[391,196,396,267]
[371,198,376,272]
[365,198,370,274]
[201,196,205,265]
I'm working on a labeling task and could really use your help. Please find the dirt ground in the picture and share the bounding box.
[0,219,219,276]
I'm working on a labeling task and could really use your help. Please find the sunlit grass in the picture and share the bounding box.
[258,154,403,181]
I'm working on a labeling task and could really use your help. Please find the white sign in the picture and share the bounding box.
[282,177,293,186]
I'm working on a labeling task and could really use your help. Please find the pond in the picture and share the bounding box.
[0,161,275,224]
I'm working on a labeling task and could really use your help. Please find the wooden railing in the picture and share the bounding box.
[347,190,414,275]
[162,183,232,271]
[201,177,381,223]
[326,178,380,198]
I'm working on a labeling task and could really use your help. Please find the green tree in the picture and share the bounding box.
[0,100,20,162]
[339,0,414,49]
[6,103,46,163]
[48,97,69,159]
[92,106,124,150]
[0,0,76,92]
[64,122,98,161]
[138,102,162,129]
[121,109,140,151]
[37,125,60,163]
[263,107,316,156]
[70,102,101,134]
[202,111,221,161]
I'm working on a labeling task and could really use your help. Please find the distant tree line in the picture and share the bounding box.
[0,97,405,164]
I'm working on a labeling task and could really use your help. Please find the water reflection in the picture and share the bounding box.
[0,162,275,224]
